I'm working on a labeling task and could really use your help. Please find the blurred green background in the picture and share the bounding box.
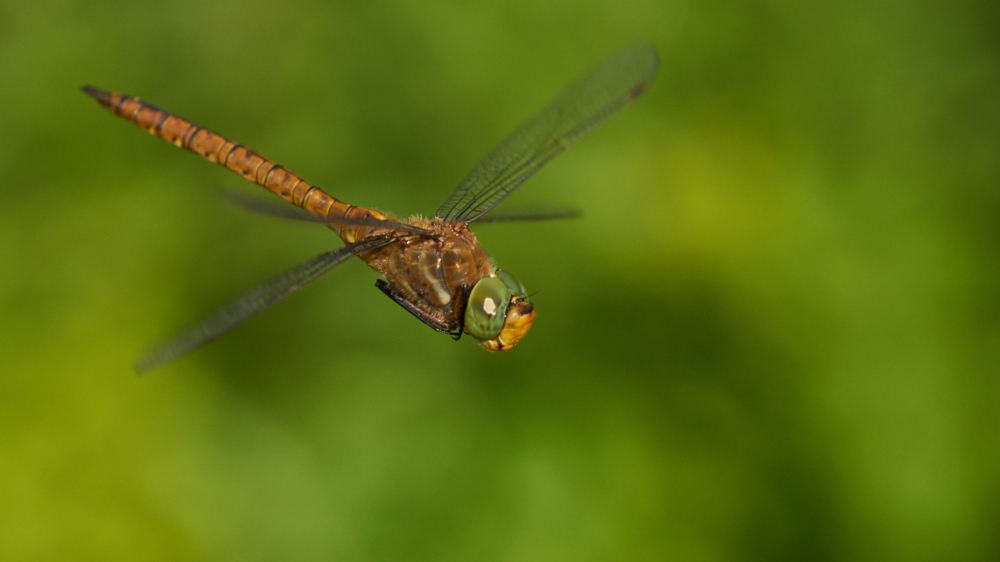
[1,0,998,560]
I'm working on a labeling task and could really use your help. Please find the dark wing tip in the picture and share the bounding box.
[626,45,660,98]
[132,356,157,376]
[81,85,113,107]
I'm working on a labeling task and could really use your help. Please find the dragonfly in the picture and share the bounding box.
[84,45,658,372]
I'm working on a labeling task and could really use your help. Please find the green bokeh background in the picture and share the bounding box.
[2,1,999,560]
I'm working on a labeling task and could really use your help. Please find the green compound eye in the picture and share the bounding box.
[496,269,528,300]
[464,277,512,341]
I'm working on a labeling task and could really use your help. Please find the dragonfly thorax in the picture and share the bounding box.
[362,217,534,350]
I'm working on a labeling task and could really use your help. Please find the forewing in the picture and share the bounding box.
[435,45,658,223]
[134,235,393,373]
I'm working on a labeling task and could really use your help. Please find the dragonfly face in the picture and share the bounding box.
[465,270,535,351]
[84,45,658,371]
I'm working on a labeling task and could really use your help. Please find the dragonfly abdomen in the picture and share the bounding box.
[81,85,387,243]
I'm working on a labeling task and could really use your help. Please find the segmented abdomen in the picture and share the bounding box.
[83,85,383,243]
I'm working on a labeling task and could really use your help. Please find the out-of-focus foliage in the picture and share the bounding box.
[1,1,998,560]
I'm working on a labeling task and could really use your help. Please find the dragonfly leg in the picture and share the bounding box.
[449,282,470,341]
[375,280,456,335]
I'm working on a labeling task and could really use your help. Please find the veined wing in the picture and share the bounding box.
[435,45,658,223]
[474,207,580,223]
[135,235,393,373]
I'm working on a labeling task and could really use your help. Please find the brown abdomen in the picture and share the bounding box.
[82,85,384,243]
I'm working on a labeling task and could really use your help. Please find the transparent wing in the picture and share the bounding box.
[474,207,580,223]
[134,235,393,373]
[223,187,432,235]
[435,45,658,223]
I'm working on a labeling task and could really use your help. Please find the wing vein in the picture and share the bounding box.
[135,236,393,372]
[435,46,658,223]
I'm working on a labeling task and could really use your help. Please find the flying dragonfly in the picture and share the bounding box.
[83,45,658,372]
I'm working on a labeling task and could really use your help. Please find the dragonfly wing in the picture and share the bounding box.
[434,45,658,223]
[223,187,433,235]
[474,207,580,223]
[134,235,393,373]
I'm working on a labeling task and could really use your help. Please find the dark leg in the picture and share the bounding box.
[449,283,470,341]
[376,280,457,335]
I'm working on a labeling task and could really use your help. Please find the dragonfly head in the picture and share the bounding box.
[464,270,535,351]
